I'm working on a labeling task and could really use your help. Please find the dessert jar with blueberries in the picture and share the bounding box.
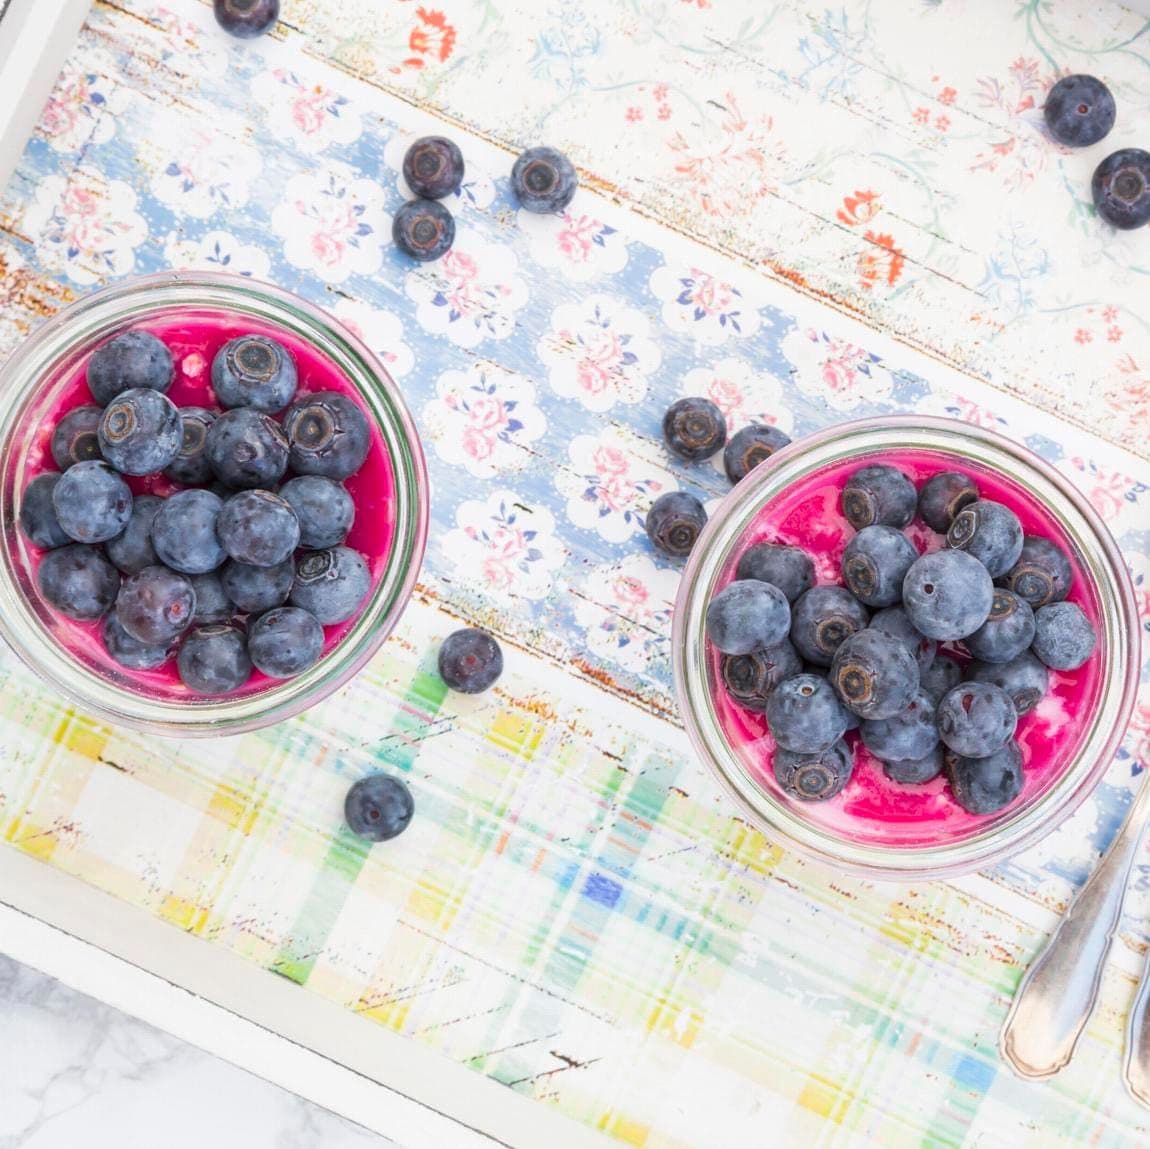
[0,272,428,736]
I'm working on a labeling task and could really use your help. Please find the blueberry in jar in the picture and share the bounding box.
[206,408,290,490]
[279,476,355,550]
[720,642,802,712]
[965,651,1049,717]
[1032,601,1096,671]
[212,335,297,413]
[774,739,854,802]
[511,146,578,214]
[189,572,234,626]
[936,683,1018,758]
[946,499,1023,578]
[392,199,456,262]
[19,474,72,549]
[841,464,916,530]
[164,407,218,486]
[765,674,852,755]
[103,613,172,671]
[248,607,324,679]
[830,628,920,720]
[115,565,196,645]
[87,330,173,406]
[882,745,945,786]
[662,397,727,461]
[98,388,182,476]
[105,494,162,574]
[723,424,791,485]
[790,585,869,666]
[705,579,791,655]
[152,489,227,575]
[860,689,938,763]
[917,471,979,533]
[217,490,300,568]
[841,525,918,608]
[38,544,119,620]
[645,491,707,558]
[438,628,504,694]
[51,405,103,471]
[867,605,936,673]
[902,549,993,641]
[282,392,370,481]
[735,543,814,604]
[345,775,414,843]
[289,546,371,625]
[403,136,465,200]
[964,589,1035,664]
[221,558,295,614]
[1000,535,1072,610]
[919,655,962,704]
[52,461,133,544]
[177,624,252,694]
[946,742,1024,816]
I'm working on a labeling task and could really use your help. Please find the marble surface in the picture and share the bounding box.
[0,954,396,1149]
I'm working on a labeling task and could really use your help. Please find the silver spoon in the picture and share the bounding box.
[1001,778,1150,1081]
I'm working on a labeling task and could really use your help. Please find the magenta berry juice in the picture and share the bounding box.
[20,309,397,700]
[709,448,1104,848]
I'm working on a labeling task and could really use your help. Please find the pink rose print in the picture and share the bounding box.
[782,328,888,412]
[253,68,362,154]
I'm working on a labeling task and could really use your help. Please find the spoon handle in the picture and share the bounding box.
[1001,783,1150,1081]
[1125,934,1150,1105]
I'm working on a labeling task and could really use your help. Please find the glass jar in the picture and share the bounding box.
[0,272,428,736]
[672,416,1140,880]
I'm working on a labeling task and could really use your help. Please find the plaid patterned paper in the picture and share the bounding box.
[1,3,1149,1147]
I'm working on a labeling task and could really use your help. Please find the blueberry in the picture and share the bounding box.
[1000,535,1072,610]
[438,628,504,694]
[38,544,119,620]
[789,586,869,666]
[882,746,945,786]
[217,490,300,567]
[403,136,465,200]
[867,605,936,673]
[87,330,173,406]
[189,572,234,626]
[177,625,252,694]
[1044,74,1116,148]
[719,642,802,712]
[705,580,791,655]
[278,476,354,550]
[282,392,370,481]
[206,407,289,489]
[213,0,279,38]
[902,549,993,641]
[1032,601,1096,670]
[842,525,918,608]
[964,589,1035,664]
[289,546,371,624]
[163,407,218,485]
[392,199,456,262]
[830,628,920,720]
[966,652,1049,716]
[248,607,324,678]
[1093,149,1150,230]
[103,613,171,671]
[511,146,577,214]
[51,405,103,470]
[105,494,162,574]
[917,471,979,533]
[947,499,1023,578]
[345,775,414,843]
[98,388,182,476]
[645,491,707,558]
[735,543,814,603]
[766,674,852,754]
[919,655,962,704]
[221,558,295,614]
[152,489,227,574]
[774,739,854,802]
[116,565,196,644]
[52,461,133,544]
[19,474,71,549]
[842,464,916,530]
[211,335,297,413]
[662,397,727,461]
[861,689,938,762]
[937,683,1017,758]
[723,424,791,485]
[946,742,1024,816]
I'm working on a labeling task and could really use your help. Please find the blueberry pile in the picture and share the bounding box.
[706,462,1098,816]
[20,328,376,695]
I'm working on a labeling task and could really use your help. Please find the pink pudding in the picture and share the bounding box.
[708,448,1104,849]
[18,308,397,701]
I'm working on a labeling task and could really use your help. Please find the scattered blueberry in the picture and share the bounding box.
[289,546,371,624]
[177,625,252,694]
[1000,535,1072,610]
[765,674,852,755]
[720,642,802,712]
[217,490,300,568]
[105,494,162,574]
[116,565,196,645]
[964,589,1035,664]
[1044,74,1116,148]
[1032,601,1097,670]
[403,136,465,200]
[392,199,456,262]
[774,739,854,802]
[152,489,227,574]
[19,474,71,549]
[189,572,234,626]
[966,652,1049,716]
[511,146,577,214]
[902,549,993,641]
[830,628,920,720]
[345,774,414,843]
[867,605,936,673]
[248,607,324,679]
[211,335,297,413]
[1093,148,1150,230]
[103,613,171,671]
[645,491,707,558]
[213,0,279,38]
[438,628,504,694]
[705,580,791,655]
[946,742,1024,816]
[164,406,218,485]
[87,330,173,406]
[278,476,354,550]
[52,461,133,544]
[735,543,814,603]
[917,471,979,533]
[842,464,916,530]
[861,689,938,762]
[842,525,918,608]
[663,397,727,461]
[221,558,295,614]
[919,655,962,704]
[882,746,945,786]
[206,407,290,489]
[947,499,1023,578]
[723,424,791,485]
[282,392,370,481]
[51,405,103,470]
[790,585,869,666]
[38,544,119,620]
[936,683,1018,758]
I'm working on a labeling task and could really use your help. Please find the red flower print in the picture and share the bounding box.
[1108,326,1123,343]
[1103,305,1120,323]
[653,84,669,101]
[1074,328,1092,345]
[657,104,672,121]
[836,188,881,227]
[938,86,957,106]
[913,107,930,125]
[625,106,643,122]
[404,7,456,68]
[935,115,951,132]
[857,231,905,290]
[681,0,711,7]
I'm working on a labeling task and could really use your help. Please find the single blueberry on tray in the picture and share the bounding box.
[841,525,918,608]
[830,628,920,720]
[705,579,791,655]
[965,651,1049,717]
[789,585,869,666]
[392,199,456,262]
[946,742,1024,816]
[774,739,854,802]
[765,674,852,755]
[917,471,979,533]
[1092,148,1150,230]
[206,408,290,490]
[105,494,162,575]
[946,499,1023,578]
[221,558,295,614]
[165,407,218,486]
[152,489,227,575]
[720,642,802,712]
[290,546,371,624]
[248,607,325,679]
[38,544,120,621]
[438,628,504,693]
[52,460,133,544]
[177,624,252,694]
[662,397,727,461]
[116,565,196,645]
[87,330,173,406]
[279,476,355,550]
[282,392,370,481]
[212,335,298,413]
[19,474,72,550]
[902,549,993,641]
[213,0,279,38]
[1044,74,1116,148]
[645,491,707,558]
[217,490,301,568]
[841,464,916,530]
[936,683,1018,758]
[1032,601,1097,670]
[403,136,465,200]
[723,425,791,485]
[1000,535,1072,610]
[735,543,814,603]
[51,405,103,471]
[345,775,415,843]
[511,146,578,214]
